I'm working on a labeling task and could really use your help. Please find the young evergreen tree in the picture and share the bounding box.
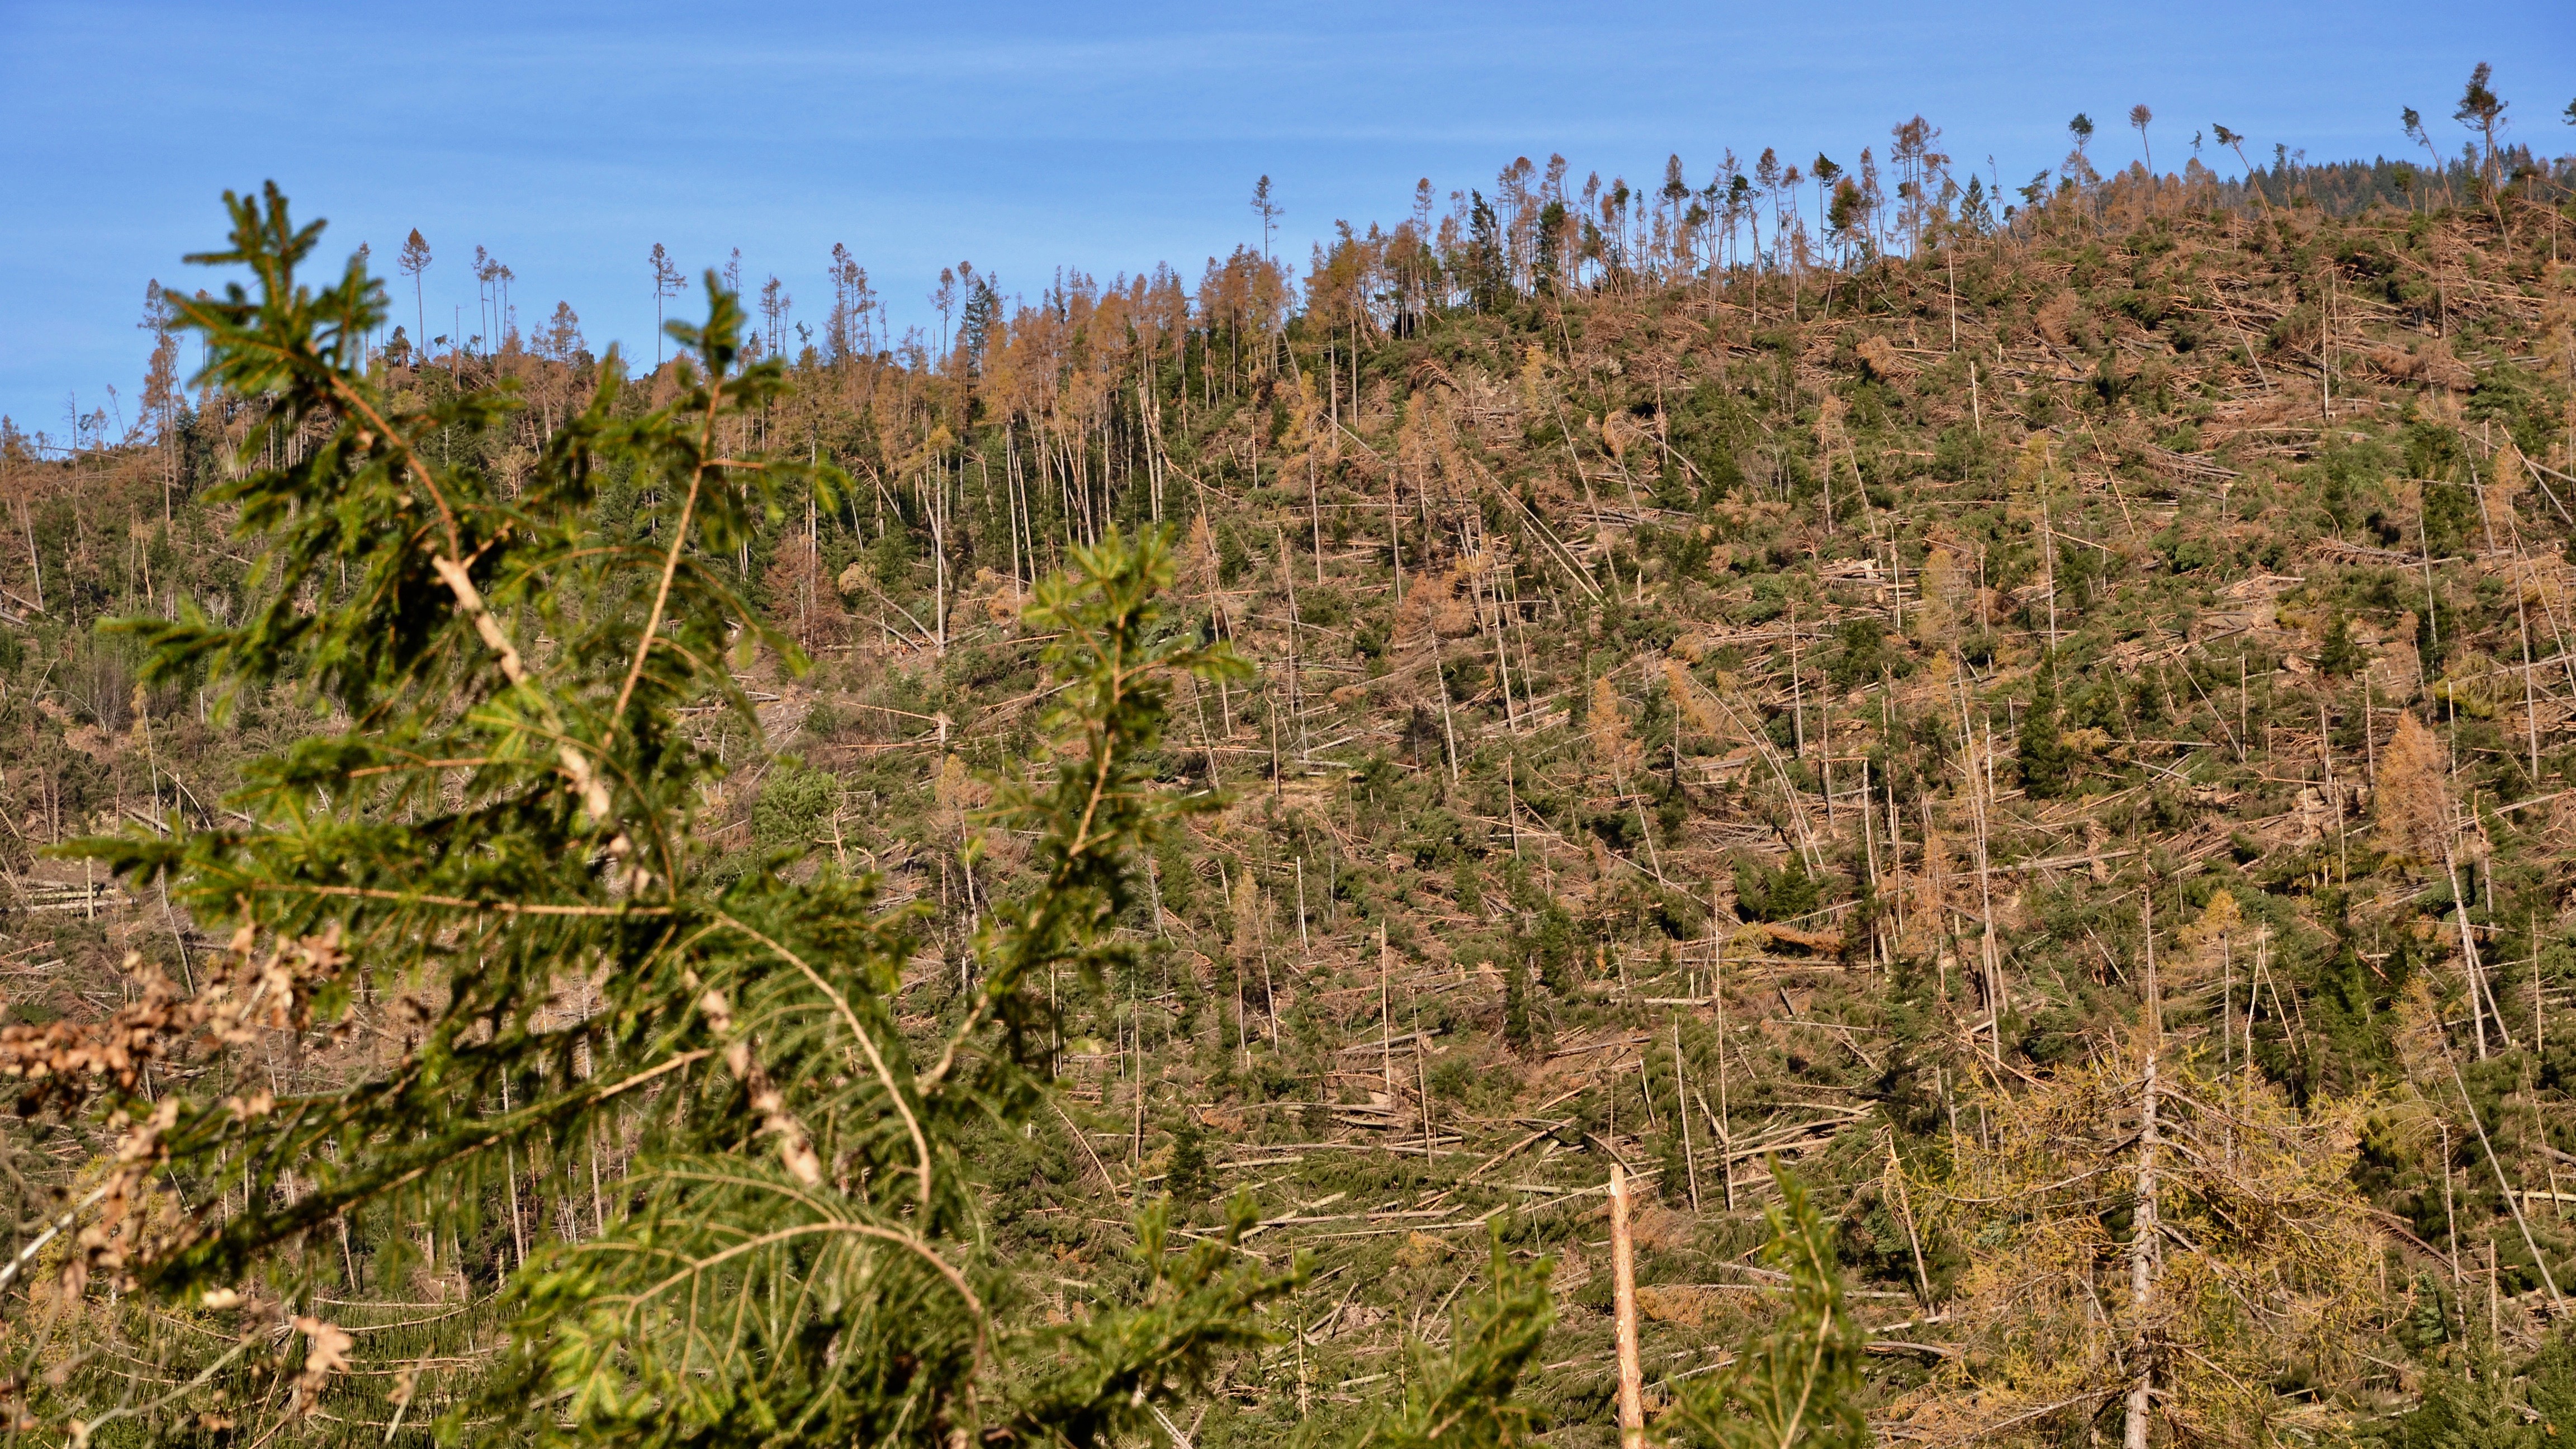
[1352,1237,1554,1449]
[2017,654,2075,799]
[2319,613,2366,677]
[1664,1171,1867,1449]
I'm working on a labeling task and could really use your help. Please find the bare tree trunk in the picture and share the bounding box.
[502,1076,527,1269]
[1610,1163,1646,1449]
[1887,775,1906,942]
[1416,1030,1433,1156]
[939,456,954,648]
[1278,532,1309,761]
[2447,1048,2568,1309]
[1887,1130,1933,1304]
[1708,883,1735,1211]
[1005,423,1025,600]
[2517,555,2541,785]
[1956,675,2002,1060]
[1672,1015,1699,1211]
[1130,1003,1147,1206]
[2128,898,2161,1449]
[1380,926,1396,1106]
[2441,831,2497,1057]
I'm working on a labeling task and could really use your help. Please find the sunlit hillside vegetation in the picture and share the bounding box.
[3,87,2576,1448]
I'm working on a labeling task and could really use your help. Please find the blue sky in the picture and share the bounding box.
[3,0,2571,439]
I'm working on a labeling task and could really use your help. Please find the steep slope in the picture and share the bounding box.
[3,173,2575,1443]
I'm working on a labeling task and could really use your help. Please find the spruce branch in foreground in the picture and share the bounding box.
[5,184,1287,1448]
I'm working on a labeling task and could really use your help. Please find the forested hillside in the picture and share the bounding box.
[4,109,2576,1448]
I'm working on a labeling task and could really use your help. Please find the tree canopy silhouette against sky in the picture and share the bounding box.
[2,0,2570,428]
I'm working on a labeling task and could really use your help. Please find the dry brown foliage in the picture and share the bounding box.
[1899,1039,2379,1448]
[1588,675,1643,784]
[2373,711,2452,865]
